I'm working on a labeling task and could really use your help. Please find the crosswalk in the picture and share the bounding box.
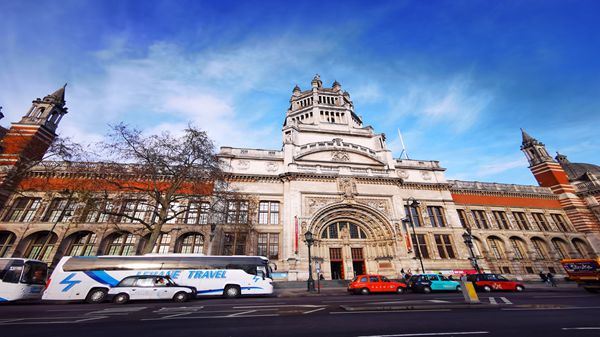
[487,297,512,305]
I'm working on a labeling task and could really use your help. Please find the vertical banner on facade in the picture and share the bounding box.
[294,215,298,254]
[405,232,412,252]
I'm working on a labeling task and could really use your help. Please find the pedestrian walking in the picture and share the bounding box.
[547,272,557,287]
[539,271,548,284]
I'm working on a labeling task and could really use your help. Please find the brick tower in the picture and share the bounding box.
[0,85,68,208]
[521,129,600,249]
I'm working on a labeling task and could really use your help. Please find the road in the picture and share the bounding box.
[1,287,599,337]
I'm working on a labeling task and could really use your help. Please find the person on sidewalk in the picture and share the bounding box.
[539,271,548,284]
[547,272,557,287]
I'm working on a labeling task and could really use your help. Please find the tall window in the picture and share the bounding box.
[227,201,249,224]
[457,209,470,228]
[411,234,430,259]
[186,201,210,225]
[152,233,172,254]
[471,210,490,229]
[4,197,41,222]
[84,199,114,223]
[223,232,247,255]
[258,201,280,225]
[510,238,525,260]
[512,212,530,230]
[67,232,97,256]
[43,198,76,223]
[427,206,446,227]
[551,239,569,259]
[26,232,57,262]
[257,233,279,259]
[487,237,505,259]
[532,239,548,259]
[551,214,570,232]
[166,202,181,224]
[106,233,137,256]
[434,234,455,259]
[404,205,422,227]
[572,239,590,259]
[179,233,204,254]
[492,211,510,230]
[532,213,550,231]
[0,231,16,257]
[120,200,148,223]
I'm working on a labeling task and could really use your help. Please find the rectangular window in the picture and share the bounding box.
[492,211,510,230]
[501,266,511,274]
[471,210,490,229]
[258,201,280,225]
[84,199,113,223]
[257,233,279,259]
[427,206,446,227]
[510,239,525,259]
[4,197,41,222]
[223,232,247,255]
[227,201,249,224]
[548,267,556,274]
[551,214,570,232]
[457,209,470,228]
[351,248,364,260]
[525,266,534,274]
[43,198,75,223]
[532,213,550,231]
[512,212,530,230]
[434,234,455,259]
[329,248,343,260]
[120,200,147,223]
[404,205,422,227]
[411,234,430,259]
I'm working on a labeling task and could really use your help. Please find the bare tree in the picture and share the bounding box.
[92,123,224,254]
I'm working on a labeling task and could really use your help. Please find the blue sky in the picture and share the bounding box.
[1,0,599,185]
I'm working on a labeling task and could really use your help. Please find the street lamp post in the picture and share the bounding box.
[304,231,316,292]
[406,198,425,273]
[462,227,482,274]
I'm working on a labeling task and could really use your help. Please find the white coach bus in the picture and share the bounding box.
[0,258,48,302]
[43,254,274,303]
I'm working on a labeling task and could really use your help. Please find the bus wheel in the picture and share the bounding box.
[113,293,129,304]
[86,288,108,304]
[224,285,241,298]
[173,292,189,303]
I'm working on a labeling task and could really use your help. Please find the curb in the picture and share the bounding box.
[340,303,505,311]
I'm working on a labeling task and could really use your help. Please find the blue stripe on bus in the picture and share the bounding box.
[196,288,225,294]
[0,297,7,302]
[83,271,120,287]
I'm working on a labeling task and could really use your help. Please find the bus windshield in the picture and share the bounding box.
[0,259,24,284]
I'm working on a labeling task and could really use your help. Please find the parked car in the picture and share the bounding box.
[466,273,524,292]
[107,275,196,304]
[407,274,461,293]
[348,274,407,295]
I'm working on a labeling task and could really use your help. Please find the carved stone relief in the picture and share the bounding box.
[306,197,338,216]
[331,151,350,162]
[421,171,432,180]
[337,177,357,199]
[397,170,409,179]
[266,162,279,172]
[356,199,390,216]
[236,160,250,170]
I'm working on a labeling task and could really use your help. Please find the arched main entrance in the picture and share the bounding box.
[309,202,397,280]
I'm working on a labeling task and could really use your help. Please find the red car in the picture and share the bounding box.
[348,274,407,295]
[467,273,525,292]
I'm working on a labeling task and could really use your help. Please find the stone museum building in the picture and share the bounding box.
[0,76,598,281]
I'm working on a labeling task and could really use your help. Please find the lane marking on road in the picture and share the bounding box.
[228,310,257,317]
[155,306,204,312]
[502,306,600,311]
[500,297,512,304]
[488,297,497,305]
[357,331,489,337]
[141,314,279,321]
[371,300,451,305]
[303,307,326,314]
[0,316,108,325]
[233,304,324,309]
[85,307,147,316]
[330,309,452,315]
[532,295,592,299]
[562,327,600,330]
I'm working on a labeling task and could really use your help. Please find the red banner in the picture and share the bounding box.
[405,233,412,252]
[294,216,298,253]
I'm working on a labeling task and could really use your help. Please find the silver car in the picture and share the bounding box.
[108,275,195,304]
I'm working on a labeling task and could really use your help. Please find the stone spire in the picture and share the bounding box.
[520,128,537,146]
[311,74,323,88]
[520,128,553,166]
[555,152,569,163]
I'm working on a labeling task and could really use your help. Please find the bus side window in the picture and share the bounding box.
[3,266,23,284]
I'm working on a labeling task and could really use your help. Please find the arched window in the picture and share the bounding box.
[152,233,172,254]
[178,233,204,254]
[531,238,548,259]
[551,238,569,259]
[25,231,58,262]
[572,239,591,259]
[487,237,505,259]
[106,233,136,256]
[0,231,16,257]
[66,232,97,256]
[509,237,526,260]
[321,221,367,239]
